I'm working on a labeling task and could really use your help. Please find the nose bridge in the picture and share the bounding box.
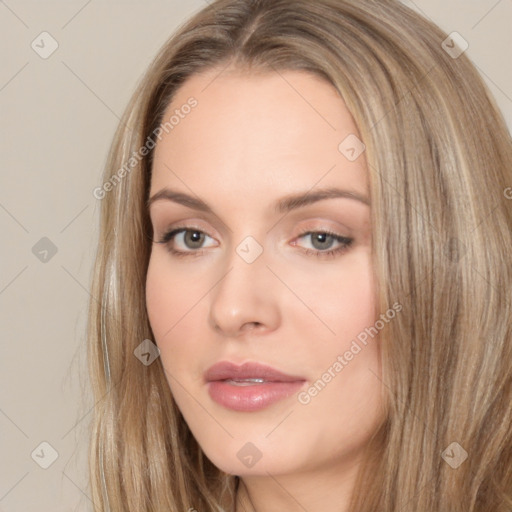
[208,234,280,336]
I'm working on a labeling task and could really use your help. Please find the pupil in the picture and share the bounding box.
[312,233,333,250]
[186,231,204,248]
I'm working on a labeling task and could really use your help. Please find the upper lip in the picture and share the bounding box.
[204,361,305,383]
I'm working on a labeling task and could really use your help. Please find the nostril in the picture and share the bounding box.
[242,321,261,331]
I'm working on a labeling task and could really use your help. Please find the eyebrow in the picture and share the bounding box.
[147,186,370,214]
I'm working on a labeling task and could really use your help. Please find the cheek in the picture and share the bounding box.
[145,255,189,360]
[145,254,211,375]
[145,253,205,334]
[291,257,383,452]
[145,256,172,340]
[286,249,376,344]
[331,255,376,337]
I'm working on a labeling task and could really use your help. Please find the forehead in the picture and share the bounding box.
[150,67,368,203]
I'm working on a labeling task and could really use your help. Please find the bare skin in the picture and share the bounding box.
[146,65,385,511]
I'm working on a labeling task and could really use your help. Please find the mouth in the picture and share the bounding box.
[204,361,306,412]
[221,378,268,386]
[204,361,305,383]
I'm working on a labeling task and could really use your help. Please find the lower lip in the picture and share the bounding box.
[207,380,306,412]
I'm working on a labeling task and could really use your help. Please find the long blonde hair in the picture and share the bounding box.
[87,0,512,510]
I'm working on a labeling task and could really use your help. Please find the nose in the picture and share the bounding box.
[208,242,281,338]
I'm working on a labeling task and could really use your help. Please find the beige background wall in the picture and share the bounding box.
[1,1,511,510]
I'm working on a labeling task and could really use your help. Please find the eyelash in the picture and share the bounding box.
[155,227,354,260]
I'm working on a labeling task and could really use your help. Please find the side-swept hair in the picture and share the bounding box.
[87,0,512,510]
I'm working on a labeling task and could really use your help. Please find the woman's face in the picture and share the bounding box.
[146,66,384,478]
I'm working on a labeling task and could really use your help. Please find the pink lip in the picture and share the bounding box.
[205,361,306,412]
[204,361,304,383]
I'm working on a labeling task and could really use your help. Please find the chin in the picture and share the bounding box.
[197,433,304,476]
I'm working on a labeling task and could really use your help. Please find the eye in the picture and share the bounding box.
[293,230,353,259]
[154,227,354,260]
[155,227,216,257]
